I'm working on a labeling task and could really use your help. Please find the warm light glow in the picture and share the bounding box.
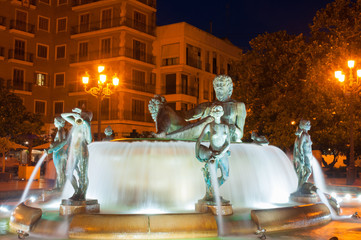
[82,76,89,84]
[335,71,342,79]
[344,193,352,200]
[338,74,345,83]
[291,121,296,125]
[99,74,107,83]
[357,70,361,78]
[112,76,119,86]
[348,60,355,68]
[98,65,105,73]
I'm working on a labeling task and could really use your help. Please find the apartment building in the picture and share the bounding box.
[0,0,241,139]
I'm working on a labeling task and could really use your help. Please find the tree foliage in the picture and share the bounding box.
[231,0,361,158]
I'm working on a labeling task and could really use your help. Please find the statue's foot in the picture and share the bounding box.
[69,193,85,201]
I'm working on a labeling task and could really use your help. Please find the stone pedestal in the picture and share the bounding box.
[59,199,100,216]
[289,192,319,204]
[195,199,233,216]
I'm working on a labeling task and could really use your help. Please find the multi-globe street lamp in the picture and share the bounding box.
[335,60,361,185]
[82,65,119,141]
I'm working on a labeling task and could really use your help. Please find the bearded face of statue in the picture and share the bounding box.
[214,81,231,102]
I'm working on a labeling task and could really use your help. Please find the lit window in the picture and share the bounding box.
[35,73,47,86]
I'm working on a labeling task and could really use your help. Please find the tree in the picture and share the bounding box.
[0,87,45,164]
[0,137,12,173]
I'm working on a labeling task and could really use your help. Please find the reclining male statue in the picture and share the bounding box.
[148,75,247,142]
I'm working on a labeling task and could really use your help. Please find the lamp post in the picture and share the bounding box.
[335,60,361,185]
[82,65,119,141]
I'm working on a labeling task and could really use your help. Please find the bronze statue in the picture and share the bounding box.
[61,108,92,201]
[148,75,246,142]
[196,105,230,204]
[103,125,114,141]
[46,116,67,189]
[293,120,313,190]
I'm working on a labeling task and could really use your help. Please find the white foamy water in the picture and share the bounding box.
[63,141,298,212]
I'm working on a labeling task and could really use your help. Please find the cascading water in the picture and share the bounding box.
[19,153,48,203]
[63,140,298,213]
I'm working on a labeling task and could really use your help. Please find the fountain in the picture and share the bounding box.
[3,75,360,239]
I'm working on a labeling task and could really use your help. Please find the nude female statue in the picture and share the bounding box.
[61,108,92,201]
[196,105,230,203]
[46,116,67,189]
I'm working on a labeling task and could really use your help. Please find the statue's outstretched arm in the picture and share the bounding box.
[182,102,210,121]
[61,112,77,125]
[235,102,246,139]
[47,140,67,153]
[195,123,210,160]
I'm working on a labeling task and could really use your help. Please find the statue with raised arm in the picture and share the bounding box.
[61,108,92,201]
[148,75,246,142]
[46,116,67,190]
[196,105,230,205]
[293,120,313,192]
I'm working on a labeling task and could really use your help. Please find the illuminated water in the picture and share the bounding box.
[62,141,298,213]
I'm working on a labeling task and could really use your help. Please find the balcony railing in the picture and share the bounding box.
[186,57,202,69]
[0,16,5,27]
[205,63,210,72]
[13,0,36,5]
[71,17,155,36]
[162,57,179,66]
[70,47,155,65]
[124,81,155,94]
[7,80,32,92]
[136,0,156,8]
[177,85,198,97]
[122,111,153,123]
[8,49,34,63]
[9,20,35,34]
[0,47,4,57]
[68,83,84,93]
[71,0,100,6]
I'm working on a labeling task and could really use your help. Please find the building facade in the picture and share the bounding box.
[0,0,241,139]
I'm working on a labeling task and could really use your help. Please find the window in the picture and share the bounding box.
[78,42,88,60]
[101,8,112,28]
[14,39,25,60]
[56,45,66,59]
[132,69,145,85]
[181,74,188,94]
[55,73,65,87]
[39,0,50,4]
[35,100,46,115]
[57,17,67,32]
[79,13,90,33]
[165,74,176,94]
[13,69,24,90]
[54,101,64,115]
[38,16,49,32]
[35,72,47,86]
[15,10,27,32]
[58,0,67,5]
[37,44,48,59]
[134,11,146,32]
[100,38,111,57]
[133,40,145,62]
[132,99,145,121]
[77,99,87,110]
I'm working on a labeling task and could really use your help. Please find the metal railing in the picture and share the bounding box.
[0,47,4,57]
[14,0,36,5]
[136,0,156,8]
[205,63,210,72]
[71,0,100,6]
[162,57,179,66]
[10,20,35,34]
[123,81,155,94]
[177,85,197,97]
[186,57,202,69]
[7,80,32,92]
[71,17,155,36]
[8,49,34,63]
[122,110,153,123]
[70,47,155,65]
[0,16,5,27]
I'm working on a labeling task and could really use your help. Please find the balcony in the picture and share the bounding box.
[8,49,34,63]
[205,63,210,73]
[68,83,84,93]
[136,0,156,8]
[0,47,4,58]
[162,57,179,66]
[122,111,153,123]
[70,47,155,65]
[7,80,32,92]
[124,81,155,94]
[186,57,202,70]
[71,17,155,36]
[178,85,198,97]
[11,0,36,7]
[71,0,100,6]
[0,16,5,29]
[9,20,35,35]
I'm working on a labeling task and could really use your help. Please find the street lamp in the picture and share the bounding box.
[82,65,119,141]
[335,60,361,185]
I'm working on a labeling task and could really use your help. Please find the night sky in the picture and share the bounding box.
[156,0,333,49]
